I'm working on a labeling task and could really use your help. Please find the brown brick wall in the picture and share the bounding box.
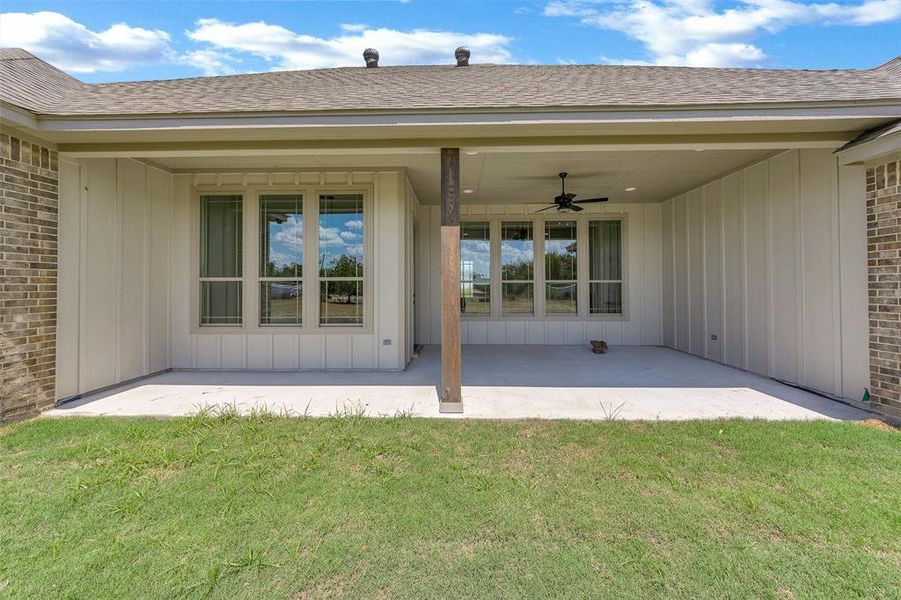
[0,132,58,422]
[866,158,901,419]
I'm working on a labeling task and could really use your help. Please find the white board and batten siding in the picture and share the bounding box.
[58,164,416,398]
[168,170,413,372]
[56,158,172,400]
[414,202,664,346]
[660,148,869,401]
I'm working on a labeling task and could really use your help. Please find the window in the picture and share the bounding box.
[200,195,243,325]
[319,194,364,326]
[589,220,623,315]
[460,222,490,315]
[501,221,534,315]
[260,194,303,326]
[545,220,578,315]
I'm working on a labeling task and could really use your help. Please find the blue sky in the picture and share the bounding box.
[1,1,898,82]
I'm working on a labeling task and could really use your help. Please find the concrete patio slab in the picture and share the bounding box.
[46,346,870,421]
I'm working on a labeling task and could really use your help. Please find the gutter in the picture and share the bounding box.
[39,105,901,131]
[7,99,901,134]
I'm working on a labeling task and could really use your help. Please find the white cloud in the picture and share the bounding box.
[183,49,239,76]
[545,0,901,67]
[270,216,304,266]
[345,219,364,229]
[0,11,174,72]
[186,18,513,70]
[501,241,534,266]
[0,11,513,78]
[661,42,767,67]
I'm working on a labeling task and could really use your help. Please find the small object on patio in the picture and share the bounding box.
[590,340,608,354]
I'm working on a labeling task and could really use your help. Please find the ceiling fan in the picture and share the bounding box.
[536,172,608,213]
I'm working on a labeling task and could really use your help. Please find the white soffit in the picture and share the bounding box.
[154,147,774,205]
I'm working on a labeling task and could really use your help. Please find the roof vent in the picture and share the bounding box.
[363,48,379,68]
[455,47,470,67]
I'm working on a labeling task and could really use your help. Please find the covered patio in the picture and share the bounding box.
[47,346,868,421]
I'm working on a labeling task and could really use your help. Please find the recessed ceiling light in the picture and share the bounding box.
[463,189,474,194]
[624,186,637,192]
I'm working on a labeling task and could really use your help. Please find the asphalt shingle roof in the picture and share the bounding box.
[2,48,900,117]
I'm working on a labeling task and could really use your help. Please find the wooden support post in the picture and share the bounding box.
[439,147,463,412]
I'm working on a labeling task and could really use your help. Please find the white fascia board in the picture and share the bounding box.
[0,102,40,131]
[59,139,847,159]
[32,102,901,133]
[837,130,901,166]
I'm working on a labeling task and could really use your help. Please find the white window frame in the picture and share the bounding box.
[543,219,579,316]
[459,220,492,317]
[316,190,369,328]
[499,219,537,317]
[258,192,305,328]
[459,212,628,321]
[587,218,626,316]
[197,191,245,328]
[191,184,373,334]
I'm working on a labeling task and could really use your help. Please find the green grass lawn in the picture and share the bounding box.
[1,415,899,599]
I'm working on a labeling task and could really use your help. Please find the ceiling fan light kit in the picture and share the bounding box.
[536,172,609,213]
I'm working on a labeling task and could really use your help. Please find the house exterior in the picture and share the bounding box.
[1,47,900,421]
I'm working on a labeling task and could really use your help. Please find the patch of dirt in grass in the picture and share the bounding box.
[552,442,596,464]
[459,538,493,557]
[858,419,897,432]
[500,448,534,476]
[776,587,796,599]
[133,466,178,486]
[294,560,367,600]
[294,575,345,600]
[873,548,901,568]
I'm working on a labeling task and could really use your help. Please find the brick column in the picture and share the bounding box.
[866,158,901,420]
[0,133,58,422]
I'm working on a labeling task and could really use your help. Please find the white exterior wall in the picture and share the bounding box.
[56,158,172,399]
[414,202,664,346]
[168,170,411,371]
[660,149,869,400]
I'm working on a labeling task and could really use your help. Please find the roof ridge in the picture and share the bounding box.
[81,60,888,88]
[873,56,901,75]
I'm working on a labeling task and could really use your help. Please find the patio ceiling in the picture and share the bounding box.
[150,147,774,204]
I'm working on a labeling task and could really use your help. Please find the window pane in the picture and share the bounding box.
[260,194,302,278]
[590,282,623,314]
[260,281,302,325]
[545,220,577,281]
[501,221,533,281]
[461,283,490,315]
[200,281,242,325]
[546,282,578,315]
[502,282,533,315]
[589,220,622,281]
[320,280,363,326]
[461,222,490,282]
[200,195,242,278]
[319,194,364,278]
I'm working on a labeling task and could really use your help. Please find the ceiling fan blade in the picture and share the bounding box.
[573,197,609,204]
[568,204,584,212]
[535,205,557,213]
